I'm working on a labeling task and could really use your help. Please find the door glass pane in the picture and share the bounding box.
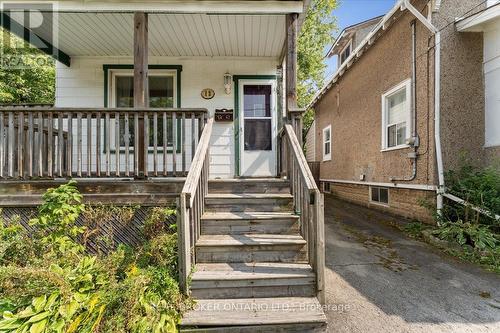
[244,119,271,151]
[243,85,271,118]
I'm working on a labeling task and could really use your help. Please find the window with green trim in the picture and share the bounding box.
[108,69,179,150]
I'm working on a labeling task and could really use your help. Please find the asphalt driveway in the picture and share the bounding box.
[323,195,500,333]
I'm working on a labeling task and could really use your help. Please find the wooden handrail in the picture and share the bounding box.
[178,117,213,293]
[181,117,213,205]
[284,124,318,193]
[280,123,325,304]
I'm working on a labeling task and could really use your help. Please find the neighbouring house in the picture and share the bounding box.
[307,0,500,223]
[0,1,327,331]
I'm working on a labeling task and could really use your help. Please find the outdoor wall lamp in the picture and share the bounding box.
[223,72,232,94]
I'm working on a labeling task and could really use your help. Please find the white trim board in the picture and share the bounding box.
[26,1,305,14]
[320,179,437,191]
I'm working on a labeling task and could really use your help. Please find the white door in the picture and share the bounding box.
[239,80,277,177]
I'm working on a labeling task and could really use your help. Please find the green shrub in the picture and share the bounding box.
[0,182,187,333]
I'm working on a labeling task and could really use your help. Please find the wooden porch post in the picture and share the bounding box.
[134,12,148,177]
[285,13,304,147]
[285,13,298,112]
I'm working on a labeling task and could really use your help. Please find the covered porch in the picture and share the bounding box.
[0,0,305,191]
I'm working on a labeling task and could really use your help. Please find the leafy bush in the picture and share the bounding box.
[0,182,187,332]
[431,220,498,250]
[444,163,500,227]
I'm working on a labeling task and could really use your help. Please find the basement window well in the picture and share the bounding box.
[370,186,389,205]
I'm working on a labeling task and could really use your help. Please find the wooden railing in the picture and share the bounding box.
[0,107,207,179]
[279,124,325,303]
[178,117,213,293]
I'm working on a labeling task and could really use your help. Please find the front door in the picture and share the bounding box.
[239,80,277,177]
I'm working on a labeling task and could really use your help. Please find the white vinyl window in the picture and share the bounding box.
[339,40,352,66]
[322,125,331,161]
[381,79,411,150]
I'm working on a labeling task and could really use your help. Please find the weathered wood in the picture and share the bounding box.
[178,117,213,293]
[180,297,327,327]
[134,11,149,176]
[285,13,298,111]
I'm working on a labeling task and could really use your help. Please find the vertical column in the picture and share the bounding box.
[134,11,149,177]
[285,13,298,112]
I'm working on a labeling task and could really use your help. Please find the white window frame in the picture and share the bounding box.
[381,79,412,151]
[322,125,332,161]
[323,182,331,193]
[369,186,389,206]
[339,39,352,66]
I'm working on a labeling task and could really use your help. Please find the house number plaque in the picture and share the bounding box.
[215,108,234,122]
[201,88,215,100]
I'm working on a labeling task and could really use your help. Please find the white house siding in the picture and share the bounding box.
[484,18,500,148]
[56,56,279,178]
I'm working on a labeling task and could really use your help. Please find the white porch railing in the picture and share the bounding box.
[178,117,214,292]
[0,107,207,179]
[279,123,325,303]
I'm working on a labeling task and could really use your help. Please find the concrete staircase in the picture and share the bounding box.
[180,178,327,332]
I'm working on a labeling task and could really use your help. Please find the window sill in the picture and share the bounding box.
[380,144,410,152]
[322,156,331,162]
[369,200,390,207]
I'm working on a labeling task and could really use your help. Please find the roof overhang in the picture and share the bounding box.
[1,1,310,65]
[2,0,304,14]
[456,2,500,32]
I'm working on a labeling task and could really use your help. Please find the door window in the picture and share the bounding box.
[243,85,272,151]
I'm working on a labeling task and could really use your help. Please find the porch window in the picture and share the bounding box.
[322,125,331,161]
[110,69,177,149]
[382,79,411,150]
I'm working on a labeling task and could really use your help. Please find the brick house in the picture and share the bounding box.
[307,0,500,222]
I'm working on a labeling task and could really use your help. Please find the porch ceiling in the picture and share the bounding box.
[6,12,287,58]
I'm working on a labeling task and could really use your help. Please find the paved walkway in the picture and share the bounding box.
[323,196,500,333]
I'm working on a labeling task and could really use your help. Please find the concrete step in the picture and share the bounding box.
[208,178,290,194]
[201,212,299,235]
[205,193,293,213]
[191,263,316,299]
[195,234,307,263]
[180,297,327,332]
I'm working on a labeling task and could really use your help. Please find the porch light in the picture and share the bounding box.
[223,73,232,94]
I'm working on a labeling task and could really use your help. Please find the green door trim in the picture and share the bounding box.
[102,64,183,153]
[233,75,277,177]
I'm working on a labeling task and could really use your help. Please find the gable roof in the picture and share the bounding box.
[326,15,383,58]
[309,0,419,109]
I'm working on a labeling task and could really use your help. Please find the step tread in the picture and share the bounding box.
[180,297,327,327]
[201,212,299,221]
[192,263,314,281]
[206,193,293,199]
[197,234,306,247]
